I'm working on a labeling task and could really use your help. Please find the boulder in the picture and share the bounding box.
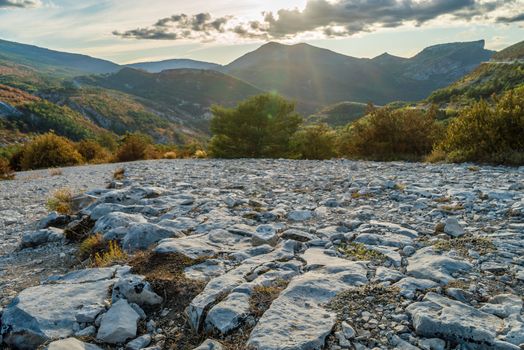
[112,275,163,307]
[93,212,147,235]
[96,299,140,344]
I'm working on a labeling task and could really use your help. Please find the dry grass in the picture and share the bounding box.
[113,167,125,180]
[64,216,95,242]
[250,279,289,318]
[78,233,105,260]
[49,168,63,176]
[46,188,73,214]
[433,236,497,257]
[92,240,127,267]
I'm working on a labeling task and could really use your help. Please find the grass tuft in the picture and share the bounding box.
[46,188,73,214]
[339,242,386,262]
[92,240,127,267]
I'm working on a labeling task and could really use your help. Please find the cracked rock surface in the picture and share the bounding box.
[1,159,524,349]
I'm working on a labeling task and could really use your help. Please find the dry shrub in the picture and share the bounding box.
[163,151,178,159]
[46,188,73,214]
[93,240,127,267]
[0,157,15,180]
[115,133,152,162]
[194,150,208,159]
[76,139,110,163]
[20,133,83,170]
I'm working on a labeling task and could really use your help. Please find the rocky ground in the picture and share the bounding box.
[0,159,523,350]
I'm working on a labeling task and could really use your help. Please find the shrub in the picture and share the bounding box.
[338,106,442,161]
[0,157,15,180]
[76,139,110,163]
[209,93,303,158]
[163,151,178,159]
[290,123,337,160]
[115,133,152,162]
[20,133,83,170]
[435,86,524,165]
[194,150,208,159]
[46,188,73,214]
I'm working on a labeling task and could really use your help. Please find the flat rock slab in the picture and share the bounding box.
[407,292,521,349]
[97,299,140,344]
[247,258,368,350]
[1,279,115,349]
[407,247,472,284]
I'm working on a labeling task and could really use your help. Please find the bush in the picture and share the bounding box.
[290,123,337,160]
[338,106,442,161]
[0,157,15,180]
[434,86,524,165]
[194,150,208,159]
[209,93,303,158]
[76,139,110,163]
[163,151,178,159]
[20,133,83,170]
[115,133,153,162]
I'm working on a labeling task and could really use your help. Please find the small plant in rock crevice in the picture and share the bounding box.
[432,236,496,258]
[339,242,386,262]
[113,167,125,180]
[46,188,74,214]
[249,279,290,319]
[92,240,127,267]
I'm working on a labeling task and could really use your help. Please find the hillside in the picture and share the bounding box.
[428,62,524,106]
[223,41,494,112]
[492,40,524,61]
[79,68,263,131]
[127,58,221,73]
[0,39,119,76]
[307,102,369,127]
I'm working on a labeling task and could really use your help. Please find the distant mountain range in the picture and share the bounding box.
[222,41,494,111]
[0,37,521,144]
[126,59,221,73]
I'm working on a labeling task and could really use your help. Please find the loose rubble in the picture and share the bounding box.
[0,159,523,350]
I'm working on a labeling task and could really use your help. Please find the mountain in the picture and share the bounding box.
[428,42,524,107]
[492,40,524,61]
[78,68,263,132]
[0,39,119,76]
[223,40,495,112]
[127,59,221,73]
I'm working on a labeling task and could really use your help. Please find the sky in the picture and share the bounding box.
[0,0,522,65]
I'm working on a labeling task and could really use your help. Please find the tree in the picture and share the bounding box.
[290,123,337,160]
[209,94,303,158]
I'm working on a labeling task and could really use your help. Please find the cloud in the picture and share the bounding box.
[0,0,41,8]
[496,13,524,23]
[113,13,232,40]
[114,0,518,42]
